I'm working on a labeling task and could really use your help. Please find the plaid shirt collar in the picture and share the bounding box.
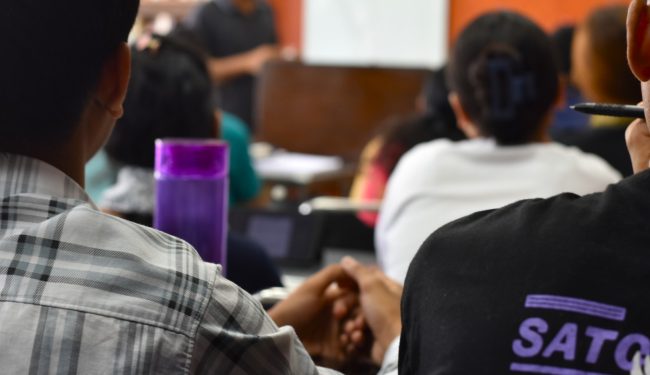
[0,153,94,208]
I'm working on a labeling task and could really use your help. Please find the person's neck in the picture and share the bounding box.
[533,112,555,143]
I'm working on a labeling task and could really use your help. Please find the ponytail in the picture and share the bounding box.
[449,12,559,145]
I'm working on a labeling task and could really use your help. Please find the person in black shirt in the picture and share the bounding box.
[185,0,280,129]
[400,3,650,373]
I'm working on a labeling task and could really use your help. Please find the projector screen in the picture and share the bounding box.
[303,0,449,68]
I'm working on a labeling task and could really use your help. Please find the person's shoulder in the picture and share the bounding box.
[409,191,589,266]
[221,111,251,144]
[185,1,222,27]
[397,138,455,167]
[68,205,217,280]
[385,138,459,197]
[544,142,622,180]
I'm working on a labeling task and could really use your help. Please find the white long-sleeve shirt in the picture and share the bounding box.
[376,138,622,283]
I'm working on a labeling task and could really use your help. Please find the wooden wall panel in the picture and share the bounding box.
[255,61,428,159]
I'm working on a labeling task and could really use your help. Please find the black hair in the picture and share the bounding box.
[104,29,215,168]
[448,12,559,145]
[374,68,464,174]
[552,25,575,76]
[422,67,458,122]
[0,0,140,146]
[374,113,465,175]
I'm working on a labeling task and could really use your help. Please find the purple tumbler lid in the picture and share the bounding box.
[155,139,229,178]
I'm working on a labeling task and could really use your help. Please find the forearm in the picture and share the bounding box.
[207,53,253,83]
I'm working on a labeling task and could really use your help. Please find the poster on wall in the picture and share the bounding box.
[303,0,448,68]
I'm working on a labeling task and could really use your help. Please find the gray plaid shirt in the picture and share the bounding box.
[0,154,338,374]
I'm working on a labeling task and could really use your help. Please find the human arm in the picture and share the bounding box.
[267,265,359,368]
[338,257,403,367]
[191,272,342,374]
[184,3,280,83]
[207,45,280,83]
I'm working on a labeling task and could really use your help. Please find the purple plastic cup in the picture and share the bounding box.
[154,139,229,273]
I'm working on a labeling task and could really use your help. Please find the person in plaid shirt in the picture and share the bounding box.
[0,0,402,374]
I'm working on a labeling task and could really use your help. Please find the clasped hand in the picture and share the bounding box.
[268,257,403,369]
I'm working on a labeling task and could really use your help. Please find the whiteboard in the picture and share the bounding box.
[303,0,449,69]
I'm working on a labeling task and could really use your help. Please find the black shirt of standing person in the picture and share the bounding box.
[185,0,277,129]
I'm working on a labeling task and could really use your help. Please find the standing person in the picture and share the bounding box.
[185,0,280,129]
[376,11,621,284]
[400,2,650,373]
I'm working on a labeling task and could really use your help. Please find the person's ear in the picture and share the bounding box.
[95,43,131,119]
[448,92,480,138]
[627,0,650,82]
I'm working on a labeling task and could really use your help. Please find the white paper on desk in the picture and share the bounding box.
[254,153,344,182]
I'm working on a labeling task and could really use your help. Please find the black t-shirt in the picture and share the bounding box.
[400,171,650,374]
[185,0,277,128]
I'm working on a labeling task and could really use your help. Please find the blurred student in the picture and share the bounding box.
[401,3,650,373]
[185,0,280,129]
[557,5,642,176]
[376,11,621,283]
[85,36,261,206]
[99,31,278,294]
[350,68,465,227]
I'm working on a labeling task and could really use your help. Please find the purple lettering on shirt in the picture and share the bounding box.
[585,327,619,364]
[543,323,578,361]
[513,317,548,358]
[510,362,612,375]
[525,295,626,322]
[615,333,650,371]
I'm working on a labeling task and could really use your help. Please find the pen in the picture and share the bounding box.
[571,103,645,119]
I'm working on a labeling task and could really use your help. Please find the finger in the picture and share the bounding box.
[302,264,346,295]
[341,256,372,283]
[340,332,350,346]
[354,314,366,330]
[332,293,358,319]
[626,118,650,173]
[351,330,364,345]
[626,118,649,143]
[344,319,357,334]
